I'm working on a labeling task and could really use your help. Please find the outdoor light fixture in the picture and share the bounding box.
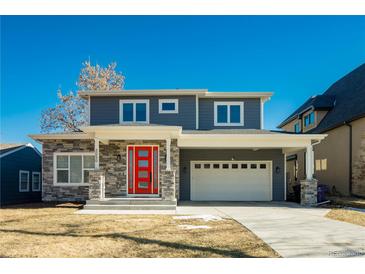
[117,154,121,161]
[276,166,281,174]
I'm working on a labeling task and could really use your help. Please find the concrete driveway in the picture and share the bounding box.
[176,202,365,258]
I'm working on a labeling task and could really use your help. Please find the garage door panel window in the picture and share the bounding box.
[214,102,244,126]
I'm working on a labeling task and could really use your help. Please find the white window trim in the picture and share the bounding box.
[119,99,150,124]
[19,170,30,192]
[32,172,41,192]
[214,101,244,126]
[158,99,179,114]
[53,152,95,186]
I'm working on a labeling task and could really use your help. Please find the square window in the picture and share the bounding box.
[222,164,229,169]
[57,170,69,183]
[162,103,175,111]
[217,105,228,123]
[203,164,210,169]
[57,155,68,168]
[213,164,220,169]
[194,164,201,169]
[120,100,149,123]
[215,102,243,126]
[241,164,248,169]
[251,164,257,169]
[232,164,238,169]
[83,155,95,168]
[260,164,266,169]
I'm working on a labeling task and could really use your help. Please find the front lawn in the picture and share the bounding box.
[326,208,365,227]
[0,203,279,258]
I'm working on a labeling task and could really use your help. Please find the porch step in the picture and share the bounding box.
[83,204,176,210]
[86,198,176,206]
[83,198,177,210]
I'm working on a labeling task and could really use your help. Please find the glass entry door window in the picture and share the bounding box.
[127,146,159,195]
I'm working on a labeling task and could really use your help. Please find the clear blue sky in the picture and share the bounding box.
[1,16,365,148]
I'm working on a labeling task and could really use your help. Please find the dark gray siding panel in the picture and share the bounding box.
[179,149,284,201]
[0,147,42,206]
[199,98,261,129]
[90,96,196,129]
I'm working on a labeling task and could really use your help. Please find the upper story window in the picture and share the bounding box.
[214,102,244,126]
[159,99,179,114]
[294,122,300,133]
[54,153,95,185]
[120,100,149,123]
[304,112,315,127]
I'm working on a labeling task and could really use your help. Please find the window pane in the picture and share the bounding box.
[57,155,68,168]
[123,103,134,122]
[217,105,228,123]
[153,148,158,189]
[57,170,68,183]
[251,164,257,169]
[162,102,176,111]
[241,164,248,169]
[136,103,147,122]
[138,160,148,167]
[222,164,229,169]
[232,164,238,169]
[83,155,95,168]
[128,149,133,189]
[230,105,241,123]
[33,181,40,190]
[213,164,220,169]
[21,181,28,190]
[21,173,28,183]
[204,164,210,169]
[84,170,90,183]
[138,182,149,188]
[138,171,148,178]
[260,164,266,169]
[70,156,82,183]
[194,164,201,169]
[138,150,149,157]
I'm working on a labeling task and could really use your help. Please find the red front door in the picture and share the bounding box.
[128,146,159,195]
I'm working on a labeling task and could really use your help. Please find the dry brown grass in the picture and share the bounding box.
[0,203,279,258]
[326,208,365,227]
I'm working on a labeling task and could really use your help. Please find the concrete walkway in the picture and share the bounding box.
[176,202,365,258]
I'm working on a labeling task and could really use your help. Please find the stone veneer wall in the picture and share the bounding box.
[42,140,94,201]
[353,135,365,197]
[42,139,179,201]
[99,139,179,200]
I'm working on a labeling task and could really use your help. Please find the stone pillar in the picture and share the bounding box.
[300,179,318,206]
[89,170,105,200]
[160,170,176,201]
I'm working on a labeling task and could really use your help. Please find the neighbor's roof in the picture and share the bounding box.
[278,63,365,133]
[78,89,273,101]
[0,143,41,158]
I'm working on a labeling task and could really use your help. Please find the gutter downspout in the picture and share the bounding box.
[345,122,353,196]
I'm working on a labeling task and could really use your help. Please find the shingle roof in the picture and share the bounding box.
[0,144,25,155]
[278,63,365,133]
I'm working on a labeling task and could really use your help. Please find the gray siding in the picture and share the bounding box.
[179,149,285,201]
[199,98,261,129]
[90,96,196,129]
[0,147,42,206]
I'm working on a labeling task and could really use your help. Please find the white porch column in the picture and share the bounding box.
[94,138,100,170]
[305,145,314,180]
[166,138,171,171]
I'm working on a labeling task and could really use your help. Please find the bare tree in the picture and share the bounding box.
[40,61,125,133]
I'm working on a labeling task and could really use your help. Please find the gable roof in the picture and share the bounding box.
[278,63,365,133]
[0,143,41,158]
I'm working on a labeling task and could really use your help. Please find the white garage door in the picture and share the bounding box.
[191,161,272,201]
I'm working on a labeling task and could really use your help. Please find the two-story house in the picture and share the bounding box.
[278,63,365,198]
[30,89,326,209]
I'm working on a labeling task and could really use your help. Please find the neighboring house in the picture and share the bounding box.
[278,63,365,198]
[0,143,42,206]
[30,89,326,209]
